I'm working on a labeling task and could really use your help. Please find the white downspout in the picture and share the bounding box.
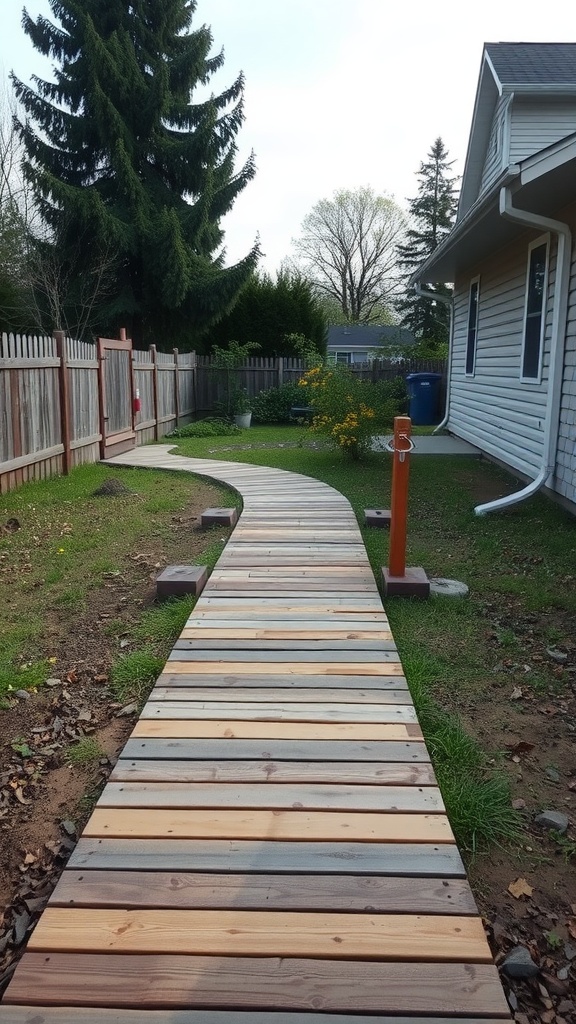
[474,186,572,515]
[413,284,454,432]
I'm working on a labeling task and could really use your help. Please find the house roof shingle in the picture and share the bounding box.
[486,42,576,86]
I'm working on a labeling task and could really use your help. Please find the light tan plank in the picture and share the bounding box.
[166,662,404,676]
[28,908,489,961]
[140,703,417,723]
[84,808,453,843]
[132,720,423,740]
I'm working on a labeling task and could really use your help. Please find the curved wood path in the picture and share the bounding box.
[1,446,510,1023]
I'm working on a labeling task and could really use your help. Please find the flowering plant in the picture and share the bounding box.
[298,364,398,459]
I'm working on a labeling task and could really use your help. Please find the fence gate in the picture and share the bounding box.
[97,334,136,459]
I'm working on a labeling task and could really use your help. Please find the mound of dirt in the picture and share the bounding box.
[92,478,135,497]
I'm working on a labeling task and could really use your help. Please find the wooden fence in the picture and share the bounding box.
[0,331,446,494]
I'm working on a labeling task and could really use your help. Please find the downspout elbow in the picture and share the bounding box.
[473,186,571,516]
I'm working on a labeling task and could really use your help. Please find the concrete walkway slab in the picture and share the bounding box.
[372,434,481,455]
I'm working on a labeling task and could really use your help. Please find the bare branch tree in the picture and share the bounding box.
[292,187,406,324]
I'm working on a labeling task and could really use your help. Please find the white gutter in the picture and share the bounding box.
[474,186,572,515]
[413,284,454,432]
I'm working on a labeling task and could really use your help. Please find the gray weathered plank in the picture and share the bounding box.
[68,839,466,876]
[156,674,409,689]
[149,688,412,705]
[121,739,430,762]
[97,782,443,811]
[140,702,417,723]
[111,760,437,786]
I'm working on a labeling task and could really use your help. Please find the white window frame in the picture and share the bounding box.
[465,276,480,377]
[520,234,549,384]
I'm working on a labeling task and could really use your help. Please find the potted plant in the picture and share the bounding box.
[232,387,252,428]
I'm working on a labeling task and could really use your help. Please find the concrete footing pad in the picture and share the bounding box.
[156,564,208,599]
[364,509,391,528]
[382,566,430,599]
[201,507,238,528]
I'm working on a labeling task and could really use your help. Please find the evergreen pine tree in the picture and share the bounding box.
[397,138,458,346]
[12,1,259,345]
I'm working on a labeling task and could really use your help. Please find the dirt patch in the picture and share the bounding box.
[0,472,234,992]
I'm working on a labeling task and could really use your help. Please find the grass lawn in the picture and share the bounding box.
[167,425,576,861]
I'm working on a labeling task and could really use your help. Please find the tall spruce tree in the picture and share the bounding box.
[397,138,458,346]
[12,1,259,345]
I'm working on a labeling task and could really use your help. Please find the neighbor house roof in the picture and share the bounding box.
[327,326,414,349]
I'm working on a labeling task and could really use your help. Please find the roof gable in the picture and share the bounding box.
[458,42,576,220]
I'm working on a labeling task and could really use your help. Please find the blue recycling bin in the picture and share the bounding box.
[406,372,442,425]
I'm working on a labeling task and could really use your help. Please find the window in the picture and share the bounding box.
[521,238,548,382]
[465,277,480,375]
[335,351,352,365]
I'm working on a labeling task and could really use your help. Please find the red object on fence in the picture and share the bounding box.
[388,416,413,578]
[133,388,141,414]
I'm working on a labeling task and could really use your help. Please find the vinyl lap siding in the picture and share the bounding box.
[480,96,508,194]
[449,237,552,477]
[510,101,576,163]
[556,234,576,506]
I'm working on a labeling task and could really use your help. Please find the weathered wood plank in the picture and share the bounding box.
[49,870,476,914]
[111,760,437,786]
[167,651,401,663]
[84,808,452,843]
[68,839,466,876]
[29,908,488,961]
[149,688,413,705]
[131,721,423,741]
[97,782,444,811]
[4,955,511,1015]
[166,662,404,676]
[0,1012,509,1024]
[121,739,430,761]
[173,639,397,651]
[156,673,409,689]
[140,702,417,722]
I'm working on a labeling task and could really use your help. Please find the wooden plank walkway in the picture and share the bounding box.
[0,446,510,1023]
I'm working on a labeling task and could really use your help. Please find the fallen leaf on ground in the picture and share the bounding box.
[508,877,534,899]
[510,686,523,699]
[567,917,576,940]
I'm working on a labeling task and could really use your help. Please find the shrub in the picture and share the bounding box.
[167,418,241,438]
[298,364,399,459]
[251,382,308,423]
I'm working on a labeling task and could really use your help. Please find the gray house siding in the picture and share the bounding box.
[480,95,509,194]
[449,230,554,478]
[509,100,576,164]
[556,226,576,505]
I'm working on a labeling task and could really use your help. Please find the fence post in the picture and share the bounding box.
[277,356,284,388]
[173,348,180,426]
[150,344,159,439]
[54,330,71,475]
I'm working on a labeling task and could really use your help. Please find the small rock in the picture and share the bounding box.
[45,678,61,687]
[116,702,138,717]
[535,809,569,833]
[545,767,561,783]
[501,945,540,979]
[557,998,574,1012]
[547,648,568,664]
[60,820,76,836]
[564,942,576,960]
[512,798,527,810]
[557,970,570,983]
[507,990,518,1012]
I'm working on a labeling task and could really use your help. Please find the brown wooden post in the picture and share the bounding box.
[150,344,159,439]
[119,327,127,342]
[54,331,71,474]
[96,337,107,459]
[173,348,180,426]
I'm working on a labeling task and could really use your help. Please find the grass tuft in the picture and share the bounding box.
[66,737,104,767]
[110,649,165,703]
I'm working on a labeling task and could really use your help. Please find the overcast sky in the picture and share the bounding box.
[1,1,574,272]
